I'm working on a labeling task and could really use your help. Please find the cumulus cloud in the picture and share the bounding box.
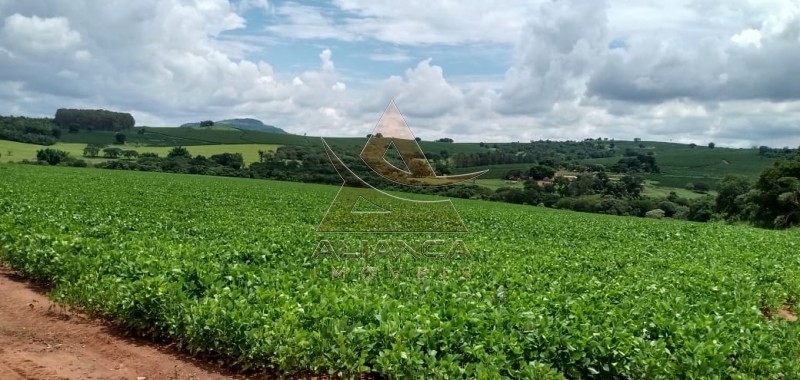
[588,2,800,103]
[0,0,349,128]
[361,59,464,118]
[496,0,608,114]
[2,14,81,53]
[0,0,799,148]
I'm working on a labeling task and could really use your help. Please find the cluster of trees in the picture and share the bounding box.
[33,148,87,167]
[488,175,716,222]
[451,140,619,169]
[0,115,59,145]
[96,147,246,176]
[715,154,800,229]
[503,165,557,180]
[83,144,140,159]
[758,145,795,158]
[610,151,660,173]
[54,109,135,132]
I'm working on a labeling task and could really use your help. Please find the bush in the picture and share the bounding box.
[68,159,89,168]
[36,148,70,165]
[645,209,666,219]
[656,201,679,217]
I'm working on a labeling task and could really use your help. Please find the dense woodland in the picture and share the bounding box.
[54,109,135,132]
[0,115,59,145]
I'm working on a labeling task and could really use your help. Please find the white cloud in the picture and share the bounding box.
[2,14,81,53]
[268,0,533,45]
[266,2,358,41]
[363,59,464,118]
[731,28,762,48]
[368,51,412,63]
[331,81,346,91]
[0,0,799,149]
[496,0,608,114]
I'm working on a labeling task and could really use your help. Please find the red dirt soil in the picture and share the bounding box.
[0,266,258,380]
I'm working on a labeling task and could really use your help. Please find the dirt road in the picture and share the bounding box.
[0,266,256,380]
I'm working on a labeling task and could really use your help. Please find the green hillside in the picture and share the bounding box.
[582,142,777,189]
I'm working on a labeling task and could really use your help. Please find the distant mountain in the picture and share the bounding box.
[180,118,287,134]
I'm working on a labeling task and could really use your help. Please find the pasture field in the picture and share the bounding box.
[1,164,800,378]
[0,140,279,165]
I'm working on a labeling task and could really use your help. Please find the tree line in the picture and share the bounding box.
[55,109,135,132]
[0,115,59,145]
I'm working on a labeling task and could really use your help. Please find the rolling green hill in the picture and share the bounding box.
[582,142,778,189]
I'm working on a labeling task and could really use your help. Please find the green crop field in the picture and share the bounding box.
[0,140,279,165]
[2,164,800,378]
[582,144,777,190]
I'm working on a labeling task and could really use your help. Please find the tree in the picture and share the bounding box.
[122,150,139,159]
[436,138,454,143]
[36,148,69,165]
[758,145,771,156]
[83,144,101,158]
[529,165,556,180]
[103,147,122,158]
[504,169,524,180]
[568,174,598,196]
[715,175,752,220]
[51,128,62,139]
[688,197,715,222]
[200,120,214,127]
[210,153,244,169]
[620,175,644,198]
[689,143,697,148]
[748,155,800,228]
[708,142,716,149]
[167,146,191,159]
[115,132,127,144]
[434,160,451,175]
[634,137,641,142]
[657,201,679,217]
[692,182,710,194]
[415,137,421,142]
[645,209,666,219]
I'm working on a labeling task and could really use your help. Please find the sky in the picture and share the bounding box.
[0,0,798,147]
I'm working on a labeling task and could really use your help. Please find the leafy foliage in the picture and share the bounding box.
[54,108,135,132]
[35,148,69,165]
[0,115,58,145]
